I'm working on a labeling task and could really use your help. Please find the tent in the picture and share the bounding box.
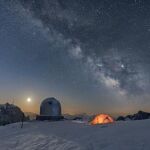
[90,114,114,125]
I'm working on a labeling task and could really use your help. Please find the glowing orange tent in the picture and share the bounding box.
[90,114,114,125]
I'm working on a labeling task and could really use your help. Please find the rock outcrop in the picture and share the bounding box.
[0,103,28,125]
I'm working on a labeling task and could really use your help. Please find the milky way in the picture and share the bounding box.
[0,0,150,114]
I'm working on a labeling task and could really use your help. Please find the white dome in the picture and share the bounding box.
[40,97,61,116]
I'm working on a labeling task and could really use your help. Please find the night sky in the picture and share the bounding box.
[0,0,150,115]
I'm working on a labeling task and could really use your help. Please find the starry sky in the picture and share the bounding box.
[0,0,150,115]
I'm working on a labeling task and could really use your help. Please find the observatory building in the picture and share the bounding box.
[36,97,64,121]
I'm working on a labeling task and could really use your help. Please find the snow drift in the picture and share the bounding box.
[0,119,150,150]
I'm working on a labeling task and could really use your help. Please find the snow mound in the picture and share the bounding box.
[0,133,81,150]
[0,120,150,150]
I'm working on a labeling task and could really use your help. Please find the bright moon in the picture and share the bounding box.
[27,97,31,102]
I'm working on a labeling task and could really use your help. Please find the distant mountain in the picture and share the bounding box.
[0,103,28,125]
[63,113,93,121]
[117,111,150,121]
[24,112,37,120]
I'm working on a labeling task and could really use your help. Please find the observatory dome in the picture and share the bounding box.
[36,97,63,121]
[40,97,61,116]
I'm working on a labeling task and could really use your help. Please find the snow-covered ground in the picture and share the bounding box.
[0,119,150,150]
